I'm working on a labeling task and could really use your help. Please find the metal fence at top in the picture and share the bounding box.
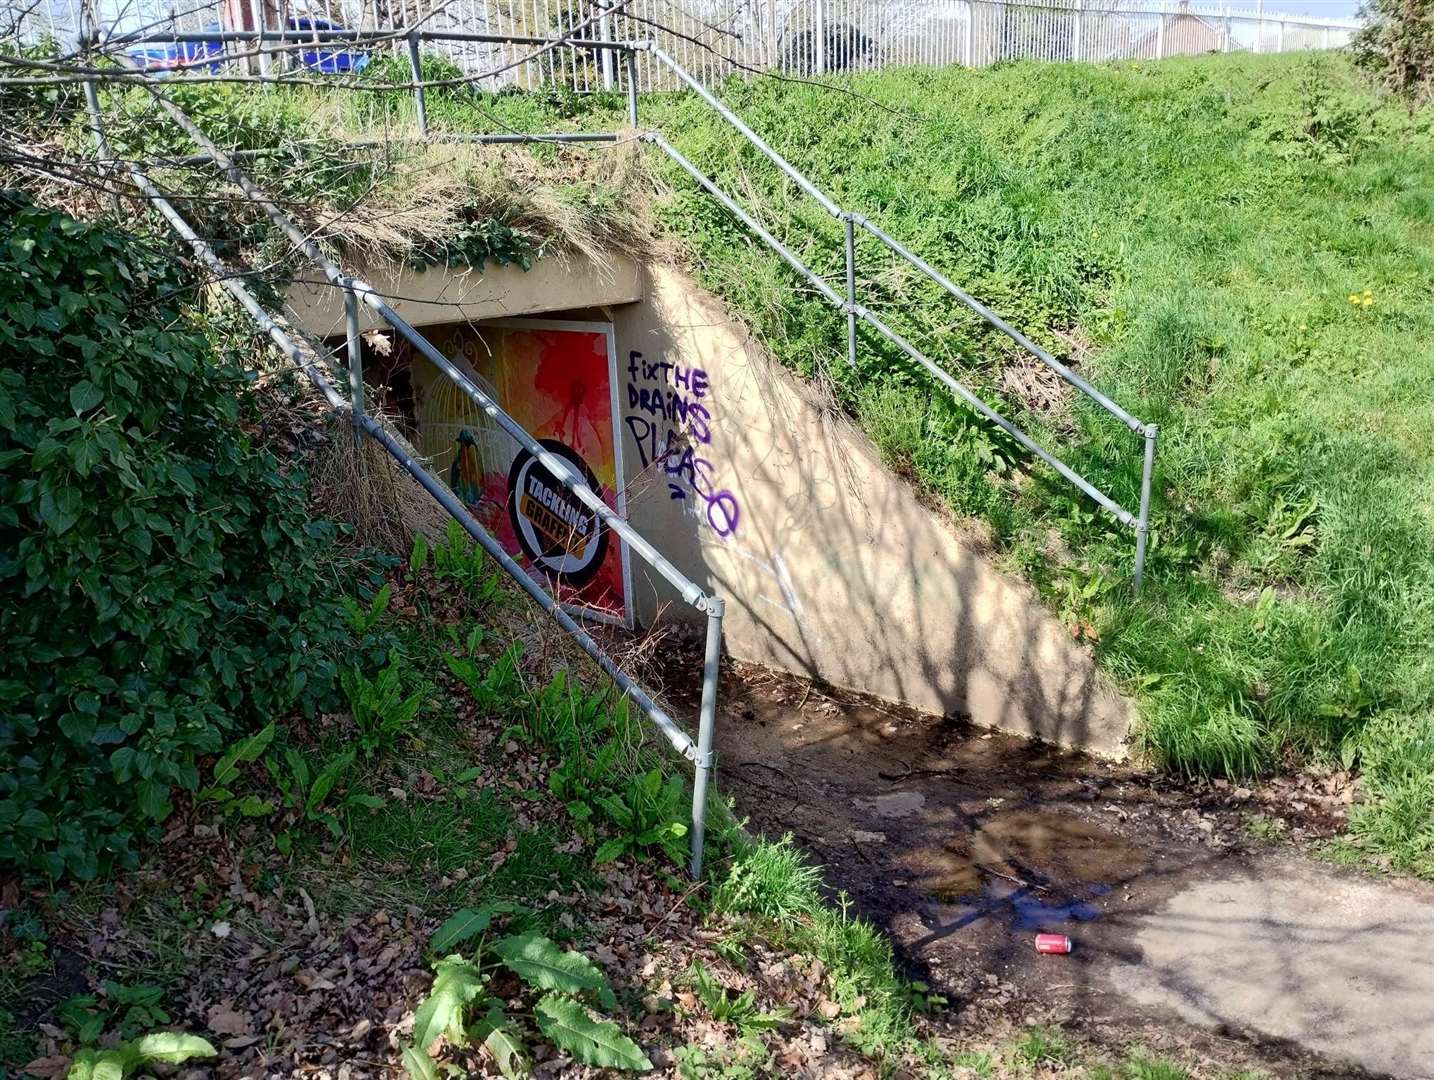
[5,0,1361,90]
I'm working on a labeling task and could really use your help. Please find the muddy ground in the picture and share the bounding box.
[666,658,1413,1080]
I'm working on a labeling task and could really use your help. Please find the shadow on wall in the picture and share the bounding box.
[610,263,1134,757]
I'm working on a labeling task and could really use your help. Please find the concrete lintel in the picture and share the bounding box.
[283,251,643,338]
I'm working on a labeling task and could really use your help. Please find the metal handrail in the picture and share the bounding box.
[83,57,727,877]
[639,43,1159,586]
[68,24,1163,893]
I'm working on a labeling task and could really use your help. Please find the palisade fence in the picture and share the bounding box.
[6,0,1359,90]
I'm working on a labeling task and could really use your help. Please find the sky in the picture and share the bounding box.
[1254,0,1362,17]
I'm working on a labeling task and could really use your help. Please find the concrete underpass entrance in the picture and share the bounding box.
[288,251,1132,757]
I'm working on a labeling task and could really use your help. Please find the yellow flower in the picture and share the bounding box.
[1362,296,1374,308]
[1298,323,1308,332]
[1364,289,1373,298]
[1348,293,1360,304]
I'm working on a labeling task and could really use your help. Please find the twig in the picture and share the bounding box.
[877,765,963,782]
[644,880,704,941]
[981,866,1054,895]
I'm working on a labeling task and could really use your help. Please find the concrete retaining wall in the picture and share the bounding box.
[610,265,1133,756]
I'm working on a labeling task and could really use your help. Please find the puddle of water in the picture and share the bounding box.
[901,809,1144,930]
[969,810,1143,885]
[1001,882,1104,931]
[859,790,927,818]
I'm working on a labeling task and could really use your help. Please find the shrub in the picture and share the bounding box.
[1354,0,1434,104]
[0,194,355,879]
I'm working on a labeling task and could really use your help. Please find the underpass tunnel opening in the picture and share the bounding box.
[330,303,640,630]
[297,252,1134,757]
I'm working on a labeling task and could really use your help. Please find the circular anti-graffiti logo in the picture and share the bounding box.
[507,439,609,589]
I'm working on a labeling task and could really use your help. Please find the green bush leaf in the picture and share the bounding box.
[430,905,496,953]
[533,995,650,1072]
[399,1042,440,1080]
[65,1047,133,1080]
[131,1031,218,1064]
[211,721,277,788]
[492,933,609,996]
[483,1023,532,1079]
[412,955,487,1052]
[69,379,103,414]
[593,838,628,864]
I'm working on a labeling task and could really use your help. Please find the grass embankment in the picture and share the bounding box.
[441,52,1434,873]
[631,54,1434,872]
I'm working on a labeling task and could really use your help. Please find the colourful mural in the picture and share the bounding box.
[412,319,629,624]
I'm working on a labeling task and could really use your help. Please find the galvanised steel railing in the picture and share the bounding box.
[78,34,726,878]
[634,43,1160,586]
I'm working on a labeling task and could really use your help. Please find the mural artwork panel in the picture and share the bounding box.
[411,319,630,625]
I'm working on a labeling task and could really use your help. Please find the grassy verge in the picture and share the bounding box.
[468,52,1432,874]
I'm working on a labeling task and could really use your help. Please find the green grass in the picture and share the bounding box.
[632,54,1434,794]
[707,835,922,1059]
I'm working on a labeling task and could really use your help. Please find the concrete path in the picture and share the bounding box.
[1113,858,1434,1079]
[702,664,1434,1077]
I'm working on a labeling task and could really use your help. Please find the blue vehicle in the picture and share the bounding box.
[125,17,370,76]
[289,16,370,75]
[124,24,226,74]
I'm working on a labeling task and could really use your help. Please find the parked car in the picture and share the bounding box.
[125,16,370,76]
[289,16,370,75]
[124,24,226,73]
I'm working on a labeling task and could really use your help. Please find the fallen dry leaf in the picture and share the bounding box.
[22,1057,69,1079]
[207,1002,253,1037]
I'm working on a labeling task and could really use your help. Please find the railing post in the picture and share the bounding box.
[344,288,365,446]
[964,0,974,66]
[249,0,269,77]
[407,31,428,136]
[689,595,724,879]
[1277,18,1285,52]
[844,213,857,366]
[1134,423,1158,591]
[1156,6,1165,59]
[1224,3,1232,52]
[1072,0,1083,61]
[625,47,639,125]
[599,4,614,89]
[767,0,779,70]
[815,0,826,75]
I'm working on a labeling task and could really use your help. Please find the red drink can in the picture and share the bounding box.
[1035,933,1072,954]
